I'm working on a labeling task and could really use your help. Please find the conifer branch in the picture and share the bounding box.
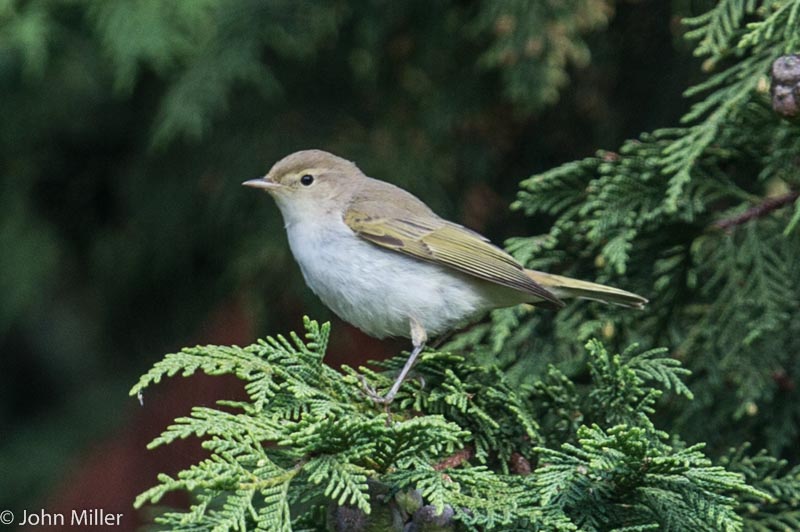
[712,190,799,231]
[131,320,782,530]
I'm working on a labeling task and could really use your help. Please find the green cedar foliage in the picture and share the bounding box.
[452,0,800,458]
[133,318,797,531]
[471,0,612,112]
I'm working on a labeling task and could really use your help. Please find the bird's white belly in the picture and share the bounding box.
[285,219,501,339]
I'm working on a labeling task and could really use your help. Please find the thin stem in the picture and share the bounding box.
[712,190,799,231]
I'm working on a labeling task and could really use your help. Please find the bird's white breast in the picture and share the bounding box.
[283,216,502,339]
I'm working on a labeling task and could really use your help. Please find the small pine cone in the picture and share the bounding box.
[771,54,800,119]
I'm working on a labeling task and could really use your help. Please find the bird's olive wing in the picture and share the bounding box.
[343,210,564,308]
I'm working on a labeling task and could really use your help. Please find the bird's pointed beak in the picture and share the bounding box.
[242,177,280,190]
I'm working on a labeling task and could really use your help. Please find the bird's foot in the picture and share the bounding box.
[358,374,395,404]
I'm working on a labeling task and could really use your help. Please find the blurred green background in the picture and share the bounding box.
[0,0,696,529]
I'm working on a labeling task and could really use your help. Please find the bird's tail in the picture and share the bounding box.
[525,269,648,309]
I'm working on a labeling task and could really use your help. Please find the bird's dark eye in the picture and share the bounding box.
[300,174,314,186]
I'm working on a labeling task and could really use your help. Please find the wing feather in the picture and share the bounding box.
[343,210,564,308]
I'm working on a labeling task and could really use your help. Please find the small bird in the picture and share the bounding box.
[244,150,646,403]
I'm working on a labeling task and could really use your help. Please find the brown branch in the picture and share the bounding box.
[433,446,474,471]
[712,190,799,231]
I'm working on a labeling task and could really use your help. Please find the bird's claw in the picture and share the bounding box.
[358,374,394,404]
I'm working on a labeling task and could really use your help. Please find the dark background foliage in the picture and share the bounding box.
[0,0,758,528]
